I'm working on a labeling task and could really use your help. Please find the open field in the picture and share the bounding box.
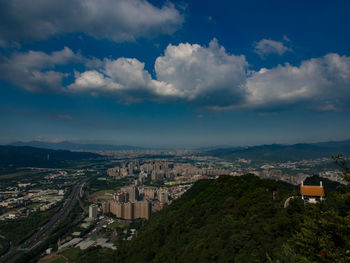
[60,247,115,263]
[60,247,81,262]
[89,190,114,202]
[91,190,114,195]
[107,221,129,229]
[0,169,39,179]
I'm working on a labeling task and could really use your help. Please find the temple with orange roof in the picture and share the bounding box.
[300,181,325,204]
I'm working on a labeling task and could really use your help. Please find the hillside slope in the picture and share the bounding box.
[118,175,301,263]
[204,140,350,162]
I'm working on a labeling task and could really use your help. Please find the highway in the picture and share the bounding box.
[0,177,89,263]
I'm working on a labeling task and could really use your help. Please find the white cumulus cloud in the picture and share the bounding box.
[0,0,183,42]
[155,39,248,106]
[68,58,178,103]
[68,39,249,106]
[246,53,350,110]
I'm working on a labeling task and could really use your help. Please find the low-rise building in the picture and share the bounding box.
[300,181,325,203]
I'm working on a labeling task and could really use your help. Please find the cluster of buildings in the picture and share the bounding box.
[0,188,65,220]
[104,200,152,220]
[252,169,309,185]
[100,185,173,220]
[142,160,231,181]
[166,184,193,200]
[319,170,345,184]
[101,186,153,220]
[107,161,140,177]
[0,168,87,221]
[108,160,230,183]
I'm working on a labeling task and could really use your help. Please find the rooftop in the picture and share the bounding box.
[300,185,325,197]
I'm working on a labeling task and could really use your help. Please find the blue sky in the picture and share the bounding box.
[0,0,350,148]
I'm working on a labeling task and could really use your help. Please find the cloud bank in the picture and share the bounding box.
[1,39,350,111]
[0,0,183,42]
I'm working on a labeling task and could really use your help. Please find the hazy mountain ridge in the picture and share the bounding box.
[10,141,145,151]
[204,140,350,162]
[0,145,101,167]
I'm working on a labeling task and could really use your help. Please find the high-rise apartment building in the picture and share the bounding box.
[102,201,110,214]
[158,189,169,203]
[134,200,152,219]
[122,186,139,202]
[124,202,134,220]
[89,204,98,218]
[109,201,124,218]
[104,200,151,220]
[114,191,129,203]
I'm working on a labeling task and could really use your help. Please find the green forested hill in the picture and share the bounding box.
[304,174,340,192]
[118,175,302,263]
[115,175,350,263]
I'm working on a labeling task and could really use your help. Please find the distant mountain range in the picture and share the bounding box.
[203,140,350,162]
[0,145,101,168]
[10,141,144,151]
[8,140,350,162]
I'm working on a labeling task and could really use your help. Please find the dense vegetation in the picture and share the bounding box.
[205,140,350,162]
[115,175,350,263]
[61,247,116,263]
[0,145,100,168]
[282,194,350,262]
[304,174,340,192]
[283,156,350,262]
[117,175,300,262]
[0,237,9,256]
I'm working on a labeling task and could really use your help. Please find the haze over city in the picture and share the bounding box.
[1,0,350,148]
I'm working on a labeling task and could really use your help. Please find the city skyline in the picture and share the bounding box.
[1,0,350,147]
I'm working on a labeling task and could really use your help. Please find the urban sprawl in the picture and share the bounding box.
[0,151,345,259]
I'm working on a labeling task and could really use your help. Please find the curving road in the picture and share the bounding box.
[0,177,90,263]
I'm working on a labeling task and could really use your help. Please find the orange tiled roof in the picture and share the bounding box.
[300,185,325,196]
